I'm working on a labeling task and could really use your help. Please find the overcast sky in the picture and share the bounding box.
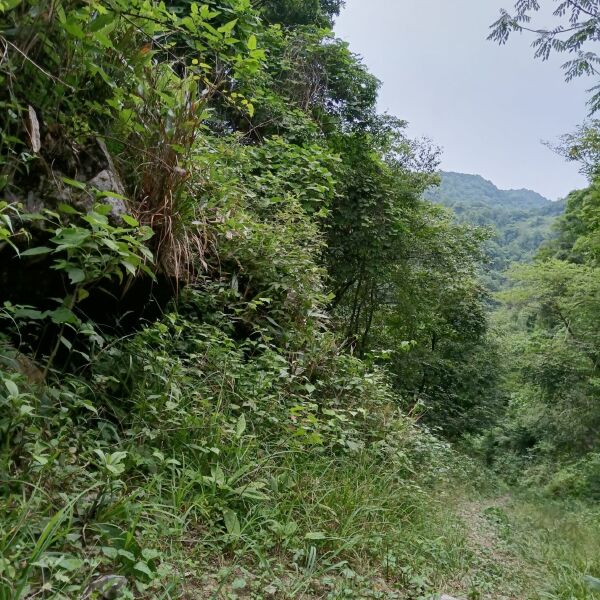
[335,0,591,200]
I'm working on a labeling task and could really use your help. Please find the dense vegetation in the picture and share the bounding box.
[425,172,565,288]
[0,0,599,599]
[484,181,600,497]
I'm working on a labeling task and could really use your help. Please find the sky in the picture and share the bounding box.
[335,0,591,200]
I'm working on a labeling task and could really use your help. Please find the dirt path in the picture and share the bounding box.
[441,496,540,600]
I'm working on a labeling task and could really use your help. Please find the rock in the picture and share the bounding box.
[0,343,45,384]
[64,138,128,222]
[15,353,45,384]
[86,167,127,218]
[440,595,462,600]
[83,575,128,599]
[12,136,128,225]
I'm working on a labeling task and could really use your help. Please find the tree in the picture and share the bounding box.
[489,1,600,112]
[254,0,344,27]
[495,176,600,465]
[549,119,600,178]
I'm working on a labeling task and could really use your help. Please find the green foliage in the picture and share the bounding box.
[322,142,498,437]
[362,203,499,438]
[489,1,600,113]
[0,0,263,277]
[0,200,26,251]
[0,300,475,597]
[547,179,600,265]
[0,0,561,596]
[425,172,565,289]
[498,499,600,599]
[258,0,344,27]
[499,259,600,452]
[482,176,600,498]
[1,203,154,370]
[26,204,154,286]
[550,119,600,179]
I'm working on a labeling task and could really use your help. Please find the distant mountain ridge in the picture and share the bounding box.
[425,171,565,288]
[426,171,558,210]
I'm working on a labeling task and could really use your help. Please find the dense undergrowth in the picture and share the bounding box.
[0,0,488,597]
[1,0,600,598]
[0,301,469,598]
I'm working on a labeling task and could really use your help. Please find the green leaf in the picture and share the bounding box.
[33,454,48,466]
[223,509,241,537]
[141,548,161,562]
[121,260,137,276]
[218,18,237,34]
[139,246,154,261]
[59,557,84,572]
[134,561,154,578]
[117,549,135,562]
[61,177,86,190]
[232,577,246,590]
[95,190,129,202]
[101,547,118,559]
[20,404,34,416]
[247,35,257,51]
[211,464,225,485]
[63,17,85,39]
[89,12,116,32]
[101,237,120,252]
[236,414,246,438]
[13,307,45,320]
[66,268,86,285]
[4,379,19,397]
[236,486,269,501]
[49,307,79,325]
[109,451,128,464]
[58,203,80,215]
[121,215,139,227]
[0,0,22,12]
[21,246,53,256]
[60,336,73,351]
[305,532,327,540]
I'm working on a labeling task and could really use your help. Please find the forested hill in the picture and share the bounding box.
[427,171,555,209]
[2,0,600,597]
[426,172,566,286]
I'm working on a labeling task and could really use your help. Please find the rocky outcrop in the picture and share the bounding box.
[36,136,128,223]
[10,106,129,224]
[64,137,127,222]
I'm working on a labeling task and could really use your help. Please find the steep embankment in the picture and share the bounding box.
[0,2,490,598]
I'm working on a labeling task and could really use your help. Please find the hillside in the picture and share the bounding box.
[426,172,565,287]
[2,2,600,599]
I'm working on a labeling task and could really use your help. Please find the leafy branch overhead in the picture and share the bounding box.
[490,0,600,112]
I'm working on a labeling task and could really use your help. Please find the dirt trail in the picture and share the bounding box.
[441,496,539,600]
